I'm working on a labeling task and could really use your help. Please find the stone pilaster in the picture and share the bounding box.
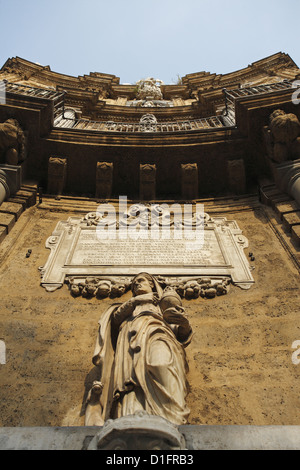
[181,163,198,199]
[95,161,113,199]
[47,157,67,195]
[140,164,156,200]
[227,159,246,194]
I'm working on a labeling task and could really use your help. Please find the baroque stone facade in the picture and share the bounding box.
[0,53,300,449]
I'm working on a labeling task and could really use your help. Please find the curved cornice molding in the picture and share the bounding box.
[2,53,299,104]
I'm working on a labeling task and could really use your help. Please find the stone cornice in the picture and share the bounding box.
[2,53,299,108]
[182,52,299,91]
[1,57,120,94]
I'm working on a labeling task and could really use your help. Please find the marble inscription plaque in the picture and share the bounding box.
[40,211,254,291]
[68,228,226,267]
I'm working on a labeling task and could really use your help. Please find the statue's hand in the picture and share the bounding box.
[132,292,160,306]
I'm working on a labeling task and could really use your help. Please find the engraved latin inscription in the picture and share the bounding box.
[41,212,254,291]
[68,228,226,267]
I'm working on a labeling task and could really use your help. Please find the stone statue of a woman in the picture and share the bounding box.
[85,272,192,426]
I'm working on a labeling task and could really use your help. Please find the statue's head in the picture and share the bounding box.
[131,273,155,296]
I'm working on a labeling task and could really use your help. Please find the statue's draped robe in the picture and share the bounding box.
[85,280,191,426]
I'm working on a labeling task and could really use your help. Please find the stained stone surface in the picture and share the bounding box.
[0,226,6,243]
[0,199,300,429]
[0,202,23,219]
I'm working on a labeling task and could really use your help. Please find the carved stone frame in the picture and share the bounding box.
[40,211,254,293]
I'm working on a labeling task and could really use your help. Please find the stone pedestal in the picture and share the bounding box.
[181,163,198,199]
[140,164,156,200]
[95,161,113,199]
[87,412,186,450]
[47,157,67,195]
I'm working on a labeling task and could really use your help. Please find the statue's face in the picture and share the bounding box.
[132,275,153,295]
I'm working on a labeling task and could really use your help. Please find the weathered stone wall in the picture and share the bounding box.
[0,196,300,427]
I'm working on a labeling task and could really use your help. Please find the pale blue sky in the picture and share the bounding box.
[0,0,299,84]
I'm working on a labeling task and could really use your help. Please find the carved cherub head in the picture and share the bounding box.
[96,280,112,298]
